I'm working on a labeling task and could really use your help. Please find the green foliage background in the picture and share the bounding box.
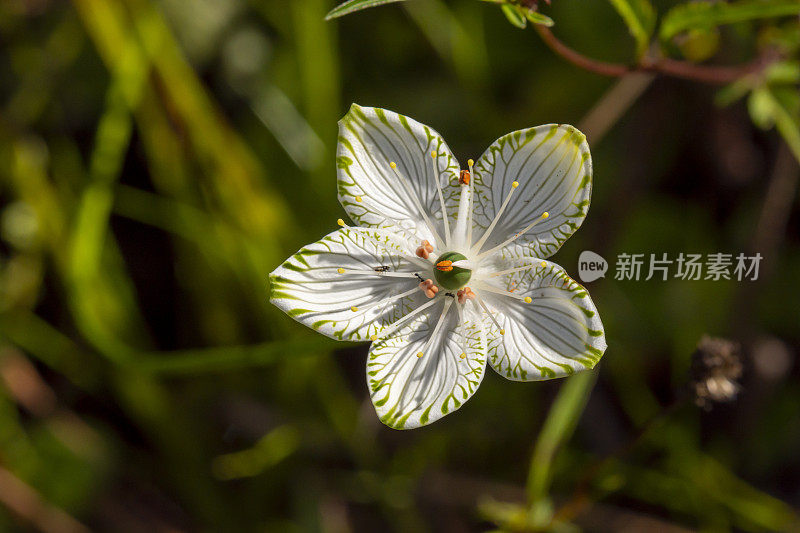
[0,0,798,530]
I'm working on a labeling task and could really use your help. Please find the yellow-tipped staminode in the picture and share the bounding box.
[390,161,397,169]
[467,159,474,167]
[416,351,424,358]
[542,212,549,219]
[524,297,532,304]
[337,268,345,274]
[350,306,358,312]
[355,196,363,202]
[370,334,378,341]
[512,181,519,188]
[337,218,346,227]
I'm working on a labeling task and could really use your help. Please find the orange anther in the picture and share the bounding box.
[419,279,439,298]
[436,260,453,272]
[417,240,434,259]
[459,170,470,185]
[456,287,475,304]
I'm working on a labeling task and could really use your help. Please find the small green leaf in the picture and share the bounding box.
[676,27,720,62]
[715,77,753,107]
[660,0,800,42]
[748,88,775,129]
[765,60,800,85]
[607,0,656,59]
[501,4,528,29]
[525,10,554,27]
[325,0,408,20]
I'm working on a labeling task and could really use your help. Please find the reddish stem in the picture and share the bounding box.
[534,25,767,85]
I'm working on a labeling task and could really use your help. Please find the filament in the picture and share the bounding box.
[472,181,520,253]
[416,299,453,358]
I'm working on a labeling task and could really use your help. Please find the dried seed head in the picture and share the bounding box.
[689,335,743,409]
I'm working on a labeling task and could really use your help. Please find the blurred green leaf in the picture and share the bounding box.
[660,0,800,42]
[325,0,408,20]
[607,0,656,59]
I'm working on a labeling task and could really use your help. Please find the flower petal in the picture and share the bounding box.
[337,104,461,247]
[367,301,487,429]
[471,125,592,258]
[480,259,606,381]
[269,228,421,341]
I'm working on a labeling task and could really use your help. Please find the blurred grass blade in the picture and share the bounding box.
[134,338,344,375]
[527,370,597,505]
[607,0,655,59]
[212,425,300,480]
[660,0,800,42]
[251,85,326,172]
[326,0,408,20]
[403,0,490,86]
[67,24,150,360]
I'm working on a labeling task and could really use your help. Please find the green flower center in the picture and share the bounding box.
[434,251,472,290]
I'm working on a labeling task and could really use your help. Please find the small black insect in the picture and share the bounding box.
[445,292,455,298]
[414,273,425,282]
[373,266,390,272]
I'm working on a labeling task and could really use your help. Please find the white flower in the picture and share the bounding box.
[270,104,606,429]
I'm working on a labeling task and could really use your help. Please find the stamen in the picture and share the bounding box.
[467,159,475,247]
[476,283,533,303]
[355,196,363,202]
[416,299,453,359]
[389,161,444,246]
[472,181,520,253]
[475,294,504,335]
[485,264,535,278]
[415,240,434,259]
[455,302,469,361]
[339,225,430,270]
[430,151,451,247]
[475,212,550,260]
[456,287,475,304]
[355,286,419,314]
[370,298,440,341]
[418,278,440,298]
[337,268,420,279]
